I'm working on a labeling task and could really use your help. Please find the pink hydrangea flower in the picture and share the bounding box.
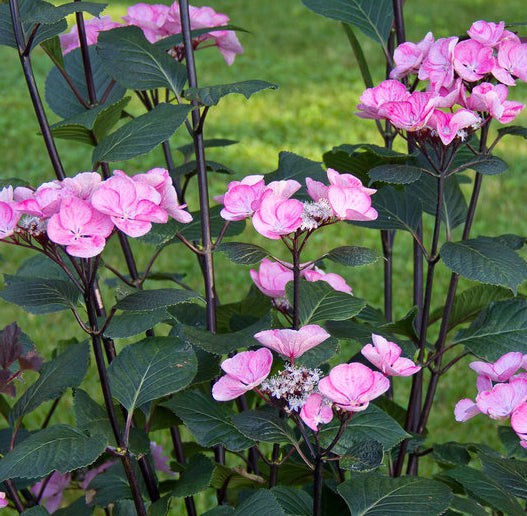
[511,403,527,448]
[361,334,421,377]
[60,16,121,54]
[380,91,437,131]
[467,20,505,47]
[453,39,494,82]
[0,492,7,509]
[31,472,71,513]
[46,197,114,258]
[390,32,434,79]
[302,268,352,294]
[467,83,524,123]
[476,378,527,420]
[0,202,20,240]
[356,80,410,119]
[249,259,293,298]
[212,348,273,401]
[428,109,480,145]
[122,3,177,43]
[254,325,330,361]
[419,36,458,91]
[220,176,266,221]
[454,397,482,422]
[318,362,390,413]
[300,393,333,431]
[469,352,525,382]
[493,40,527,85]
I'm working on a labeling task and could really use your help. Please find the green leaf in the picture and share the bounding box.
[176,138,237,161]
[54,496,93,516]
[296,335,339,368]
[480,455,527,500]
[380,307,418,340]
[184,80,278,106]
[324,246,382,267]
[22,507,50,515]
[115,288,200,311]
[441,237,527,293]
[24,1,105,23]
[337,439,384,472]
[337,474,453,516]
[0,276,80,314]
[216,242,269,265]
[455,155,508,175]
[270,486,312,516]
[108,337,197,415]
[49,124,95,145]
[432,442,471,466]
[301,0,394,45]
[93,103,192,164]
[453,299,527,360]
[170,454,215,498]
[73,389,116,443]
[449,495,488,516]
[443,466,524,516]
[286,280,366,325]
[40,35,64,67]
[497,125,527,140]
[352,186,422,233]
[46,46,126,118]
[232,410,298,446]
[235,490,287,516]
[89,462,132,507]
[0,425,106,481]
[10,341,89,424]
[266,151,326,185]
[104,309,169,338]
[163,390,254,451]
[498,426,527,459]
[368,164,423,184]
[171,159,235,177]
[96,26,188,94]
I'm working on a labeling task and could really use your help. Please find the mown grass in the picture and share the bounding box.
[0,0,527,511]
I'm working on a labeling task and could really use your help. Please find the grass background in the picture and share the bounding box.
[1,0,527,511]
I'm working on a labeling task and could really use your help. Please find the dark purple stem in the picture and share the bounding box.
[170,427,198,516]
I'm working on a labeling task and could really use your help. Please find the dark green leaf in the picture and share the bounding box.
[453,299,527,360]
[104,309,169,338]
[115,288,200,311]
[286,280,366,325]
[0,425,106,481]
[21,508,49,515]
[454,154,509,175]
[301,0,394,45]
[337,439,384,471]
[163,390,254,451]
[369,164,423,184]
[449,495,487,516]
[441,237,527,293]
[380,307,418,340]
[54,496,93,516]
[89,462,131,507]
[184,80,278,106]
[10,341,89,424]
[24,1,105,23]
[108,337,196,414]
[216,242,269,265]
[170,454,215,498]
[176,139,237,160]
[49,124,95,145]
[337,474,452,515]
[495,233,527,250]
[93,103,192,164]
[432,442,471,466]
[96,25,188,94]
[296,335,339,368]
[73,389,115,443]
[149,496,172,516]
[480,455,527,500]
[40,35,64,67]
[270,486,312,516]
[498,426,527,459]
[171,159,235,177]
[497,125,527,140]
[266,151,326,184]
[234,490,286,516]
[324,246,382,267]
[232,410,298,446]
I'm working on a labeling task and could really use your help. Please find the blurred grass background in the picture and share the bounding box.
[0,0,527,508]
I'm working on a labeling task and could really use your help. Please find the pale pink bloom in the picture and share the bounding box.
[390,32,434,79]
[476,378,527,420]
[220,177,266,221]
[454,398,481,422]
[419,36,458,91]
[305,177,329,202]
[31,181,68,218]
[254,325,330,361]
[61,172,102,200]
[132,168,192,223]
[327,169,376,195]
[302,269,352,294]
[327,184,377,221]
[361,334,421,377]
[215,175,264,205]
[32,472,71,513]
[467,20,505,47]
[60,16,121,54]
[252,190,304,239]
[12,187,42,217]
[493,41,527,85]
[47,197,114,258]
[453,40,494,82]
[319,362,390,412]
[356,80,410,119]
[80,461,116,490]
[264,180,302,200]
[0,492,7,508]
[122,3,176,43]
[428,109,480,145]
[150,441,176,475]
[467,83,524,123]
[212,348,273,401]
[0,202,20,239]
[91,173,167,237]
[469,352,525,382]
[380,91,437,131]
[511,403,527,448]
[250,259,293,298]
[300,393,333,431]
[430,78,466,109]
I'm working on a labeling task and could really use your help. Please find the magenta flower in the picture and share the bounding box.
[60,16,121,54]
[300,393,333,431]
[469,352,524,383]
[254,325,330,361]
[467,83,524,123]
[467,20,505,47]
[476,378,527,420]
[453,39,494,82]
[122,3,176,43]
[380,91,437,131]
[212,348,273,401]
[494,40,527,85]
[390,32,434,79]
[419,36,458,91]
[318,363,390,413]
[328,184,377,222]
[31,472,71,513]
[428,109,480,145]
[0,202,20,240]
[252,190,304,239]
[220,176,266,221]
[47,197,114,258]
[249,259,293,298]
[361,334,421,377]
[511,403,527,448]
[0,492,7,509]
[356,79,410,119]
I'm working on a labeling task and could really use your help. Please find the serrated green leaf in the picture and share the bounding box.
[235,489,287,516]
[10,341,89,424]
[171,159,235,177]
[89,462,131,507]
[104,309,169,338]
[265,151,326,185]
[24,1,105,23]
[497,125,527,140]
[286,280,366,325]
[170,454,214,498]
[40,35,64,67]
[301,0,394,45]
[108,337,196,415]
[337,474,453,516]
[441,237,527,293]
[498,426,527,459]
[480,455,527,500]
[380,307,418,340]
[432,442,471,466]
[176,138,237,160]
[93,103,192,164]
[96,25,188,94]
[454,155,509,175]
[163,390,254,451]
[369,164,423,184]
[232,410,298,446]
[73,389,117,443]
[337,439,384,471]
[216,242,269,265]
[54,496,93,516]
[324,246,382,267]
[184,80,278,106]
[449,495,488,516]
[269,486,312,516]
[49,124,95,145]
[115,288,200,311]
[0,425,106,481]
[21,507,50,515]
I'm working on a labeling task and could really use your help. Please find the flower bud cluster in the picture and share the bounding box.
[0,168,191,258]
[357,20,526,145]
[59,2,243,65]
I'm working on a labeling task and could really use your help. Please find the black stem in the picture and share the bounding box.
[292,235,301,330]
[170,426,198,516]
[313,455,323,516]
[74,6,97,105]
[3,480,25,513]
[268,443,281,488]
